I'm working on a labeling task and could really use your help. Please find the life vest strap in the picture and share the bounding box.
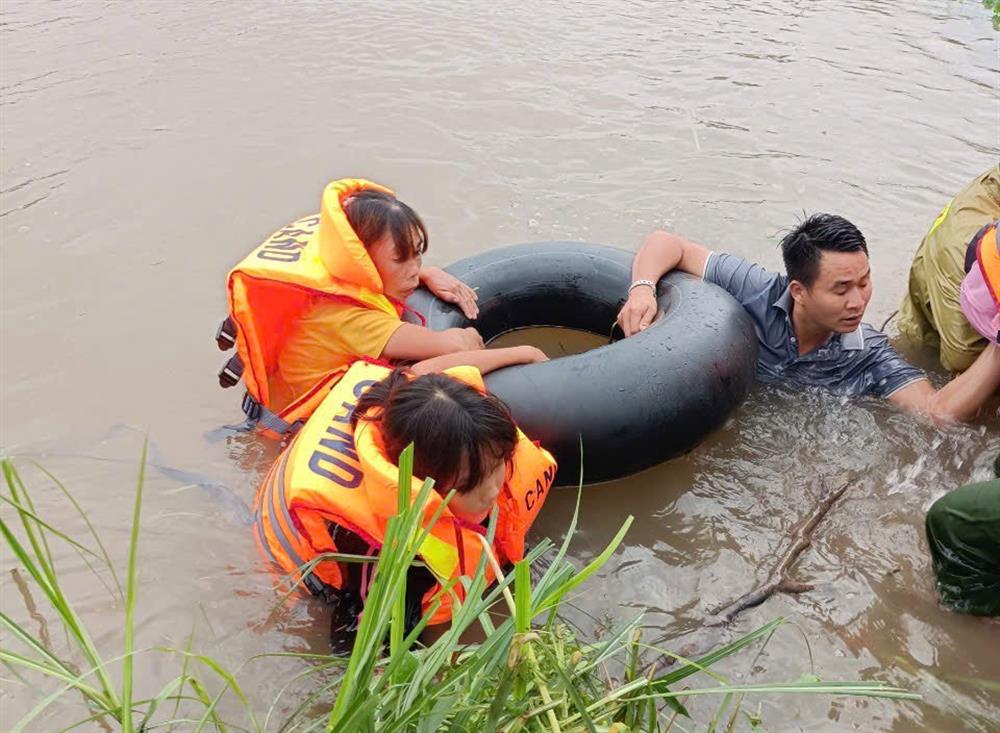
[241,392,303,435]
[965,223,995,274]
[218,354,244,388]
[216,316,237,351]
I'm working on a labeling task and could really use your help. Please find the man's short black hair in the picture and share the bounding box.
[780,213,868,287]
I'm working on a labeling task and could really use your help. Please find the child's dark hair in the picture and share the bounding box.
[352,368,518,494]
[780,213,868,287]
[344,190,429,261]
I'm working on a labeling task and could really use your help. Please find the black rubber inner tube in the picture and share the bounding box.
[406,242,758,486]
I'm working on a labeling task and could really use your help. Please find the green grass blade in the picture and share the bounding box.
[0,494,105,563]
[575,614,643,676]
[0,481,120,601]
[120,439,148,733]
[0,648,108,704]
[188,676,230,733]
[28,458,124,599]
[389,444,414,664]
[2,465,58,600]
[268,661,348,733]
[0,611,81,685]
[156,650,258,733]
[535,516,633,615]
[328,447,441,731]
[3,460,57,582]
[3,650,115,731]
[531,442,584,603]
[16,685,118,733]
[708,691,733,733]
[166,625,198,733]
[482,662,518,733]
[624,680,921,701]
[650,618,785,691]
[136,675,186,732]
[537,643,598,733]
[0,513,120,707]
[513,560,531,634]
[1,461,122,707]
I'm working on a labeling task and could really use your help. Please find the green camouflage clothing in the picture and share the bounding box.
[925,477,1000,616]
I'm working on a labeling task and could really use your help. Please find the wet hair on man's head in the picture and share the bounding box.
[343,189,429,261]
[352,368,517,495]
[780,213,868,287]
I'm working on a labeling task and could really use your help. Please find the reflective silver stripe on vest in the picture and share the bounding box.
[257,449,310,572]
[255,505,280,565]
[274,447,306,559]
[267,447,333,597]
[254,455,286,567]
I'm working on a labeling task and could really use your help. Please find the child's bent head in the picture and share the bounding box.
[344,190,428,302]
[353,368,518,524]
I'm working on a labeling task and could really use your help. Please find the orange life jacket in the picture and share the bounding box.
[254,361,558,625]
[974,222,1000,308]
[216,178,409,437]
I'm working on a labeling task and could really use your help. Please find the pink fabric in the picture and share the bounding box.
[960,265,1000,345]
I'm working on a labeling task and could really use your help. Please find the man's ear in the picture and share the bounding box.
[789,279,808,305]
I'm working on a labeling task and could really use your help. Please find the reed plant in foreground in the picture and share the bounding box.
[1,449,919,732]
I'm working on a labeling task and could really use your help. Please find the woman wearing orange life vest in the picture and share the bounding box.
[220,178,540,436]
[254,358,557,645]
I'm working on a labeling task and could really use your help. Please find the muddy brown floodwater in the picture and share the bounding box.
[2,1,998,731]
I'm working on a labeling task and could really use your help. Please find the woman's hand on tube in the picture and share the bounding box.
[617,287,658,337]
[420,266,480,319]
[410,344,547,376]
[445,327,485,351]
[512,345,549,365]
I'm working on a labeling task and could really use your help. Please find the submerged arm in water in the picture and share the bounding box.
[889,343,1000,423]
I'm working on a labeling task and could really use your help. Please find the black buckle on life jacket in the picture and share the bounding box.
[216,316,237,351]
[302,572,335,601]
[241,391,262,421]
[218,355,244,388]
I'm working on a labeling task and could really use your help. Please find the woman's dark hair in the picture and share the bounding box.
[343,190,429,261]
[352,368,518,494]
[780,213,868,287]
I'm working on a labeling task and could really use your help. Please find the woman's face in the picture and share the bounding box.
[448,460,506,525]
[368,232,422,302]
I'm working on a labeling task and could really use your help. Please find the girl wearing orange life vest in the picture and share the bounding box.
[219,178,536,436]
[254,359,557,647]
[960,222,1000,347]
